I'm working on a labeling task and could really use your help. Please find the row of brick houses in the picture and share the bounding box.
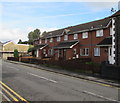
[32,10,120,65]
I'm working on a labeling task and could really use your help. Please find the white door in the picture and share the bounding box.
[36,49,39,57]
[108,47,112,64]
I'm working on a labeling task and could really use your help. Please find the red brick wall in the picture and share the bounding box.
[100,47,108,62]
[34,26,112,63]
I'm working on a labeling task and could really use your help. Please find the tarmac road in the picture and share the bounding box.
[1,60,119,102]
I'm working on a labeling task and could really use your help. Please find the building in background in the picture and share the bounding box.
[1,41,29,59]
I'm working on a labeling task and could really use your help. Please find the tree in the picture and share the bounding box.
[42,31,47,37]
[14,49,19,57]
[28,29,41,44]
[18,39,22,44]
[18,39,28,44]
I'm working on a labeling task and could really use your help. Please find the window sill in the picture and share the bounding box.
[80,55,89,56]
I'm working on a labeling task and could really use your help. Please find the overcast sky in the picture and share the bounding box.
[0,1,119,43]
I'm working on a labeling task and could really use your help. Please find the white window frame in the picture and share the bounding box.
[43,49,46,54]
[94,48,100,56]
[82,32,88,39]
[110,27,113,35]
[45,39,47,43]
[57,36,61,42]
[80,48,89,56]
[74,34,78,40]
[96,29,103,37]
[39,39,41,44]
[49,49,53,55]
[73,48,77,55]
[64,35,68,41]
[50,38,53,42]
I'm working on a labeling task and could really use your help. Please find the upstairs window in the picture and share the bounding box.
[80,48,89,56]
[64,35,68,41]
[82,32,88,39]
[50,38,53,42]
[74,34,78,40]
[96,29,103,37]
[110,27,113,35]
[57,36,61,42]
[94,48,100,56]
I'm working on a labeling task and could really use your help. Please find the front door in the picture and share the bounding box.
[108,47,112,64]
[63,49,66,60]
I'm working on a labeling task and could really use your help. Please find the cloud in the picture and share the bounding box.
[0,27,58,43]
[0,28,28,43]
[39,12,92,18]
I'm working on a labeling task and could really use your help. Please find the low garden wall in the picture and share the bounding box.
[7,57,101,75]
[101,62,120,80]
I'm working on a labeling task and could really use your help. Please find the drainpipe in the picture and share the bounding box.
[90,30,93,61]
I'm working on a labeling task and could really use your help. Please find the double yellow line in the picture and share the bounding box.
[0,81,29,103]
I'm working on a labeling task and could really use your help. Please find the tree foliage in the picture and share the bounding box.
[18,39,22,44]
[42,31,47,36]
[28,29,41,44]
[14,49,19,57]
[18,39,28,44]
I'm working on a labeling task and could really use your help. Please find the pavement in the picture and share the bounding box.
[5,60,120,88]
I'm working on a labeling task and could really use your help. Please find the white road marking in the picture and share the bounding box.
[0,90,11,101]
[27,72,58,83]
[6,66,19,71]
[83,90,119,102]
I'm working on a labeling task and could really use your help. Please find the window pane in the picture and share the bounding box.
[74,34,78,39]
[64,35,68,41]
[57,36,61,42]
[86,48,89,56]
[94,48,100,56]
[73,49,76,55]
[96,30,103,37]
[110,27,112,35]
[82,32,88,39]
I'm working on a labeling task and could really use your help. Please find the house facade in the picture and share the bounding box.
[33,10,120,65]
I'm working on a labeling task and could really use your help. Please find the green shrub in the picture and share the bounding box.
[14,49,19,57]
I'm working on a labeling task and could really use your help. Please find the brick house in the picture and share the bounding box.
[33,10,120,65]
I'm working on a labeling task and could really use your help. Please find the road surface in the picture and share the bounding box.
[0,60,119,102]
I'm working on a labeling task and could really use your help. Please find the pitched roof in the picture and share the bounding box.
[3,41,13,45]
[32,44,48,50]
[39,10,120,40]
[97,36,112,46]
[68,18,111,34]
[54,40,79,49]
[41,28,64,39]
[41,18,111,39]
